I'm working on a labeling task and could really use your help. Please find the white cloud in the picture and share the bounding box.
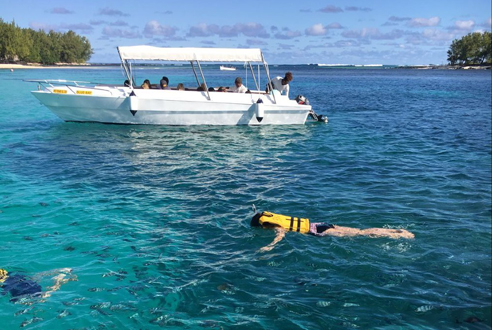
[274,28,302,39]
[421,29,454,41]
[306,24,327,36]
[388,16,411,22]
[30,22,57,31]
[187,23,269,38]
[90,20,107,26]
[319,5,343,13]
[246,39,268,46]
[29,21,93,34]
[238,23,269,38]
[335,40,360,47]
[327,22,343,29]
[51,7,73,14]
[143,20,177,38]
[342,28,404,40]
[98,7,129,17]
[102,26,141,39]
[454,20,475,30]
[59,23,93,33]
[110,20,129,27]
[345,6,371,12]
[408,17,440,27]
[188,23,214,37]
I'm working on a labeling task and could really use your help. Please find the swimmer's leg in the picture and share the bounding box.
[40,269,77,300]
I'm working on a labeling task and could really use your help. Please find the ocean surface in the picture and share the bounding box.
[0,65,490,330]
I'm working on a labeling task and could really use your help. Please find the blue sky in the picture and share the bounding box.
[2,0,491,64]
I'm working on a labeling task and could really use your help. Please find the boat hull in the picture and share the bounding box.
[32,88,310,125]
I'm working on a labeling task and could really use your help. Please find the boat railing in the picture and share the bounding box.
[25,79,120,95]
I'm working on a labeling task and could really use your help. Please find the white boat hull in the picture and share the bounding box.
[220,65,236,71]
[32,87,310,125]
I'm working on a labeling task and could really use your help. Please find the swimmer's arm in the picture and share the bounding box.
[258,228,285,252]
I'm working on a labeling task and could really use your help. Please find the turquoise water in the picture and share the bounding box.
[0,66,490,329]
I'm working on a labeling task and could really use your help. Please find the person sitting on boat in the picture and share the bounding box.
[251,211,414,252]
[160,76,170,90]
[141,79,151,89]
[197,83,207,91]
[266,72,293,97]
[0,268,77,303]
[228,77,248,93]
[217,86,227,92]
[177,83,185,91]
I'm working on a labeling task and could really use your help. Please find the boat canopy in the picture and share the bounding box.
[118,46,265,63]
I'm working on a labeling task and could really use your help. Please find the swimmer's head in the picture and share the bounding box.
[0,269,8,282]
[251,213,262,227]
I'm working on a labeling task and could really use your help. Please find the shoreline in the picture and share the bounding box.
[396,64,491,70]
[0,63,101,70]
[2,63,491,70]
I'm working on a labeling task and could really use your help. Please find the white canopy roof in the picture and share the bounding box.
[117,46,265,63]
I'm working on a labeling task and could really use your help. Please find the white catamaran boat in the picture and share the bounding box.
[28,46,318,125]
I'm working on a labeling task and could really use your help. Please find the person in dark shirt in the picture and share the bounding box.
[0,268,76,303]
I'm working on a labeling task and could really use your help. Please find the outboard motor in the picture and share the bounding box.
[310,111,328,123]
[295,94,310,105]
[296,95,327,123]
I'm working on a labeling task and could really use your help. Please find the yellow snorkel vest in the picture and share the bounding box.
[259,211,310,233]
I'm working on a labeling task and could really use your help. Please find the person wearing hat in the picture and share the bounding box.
[160,76,170,90]
[0,268,77,303]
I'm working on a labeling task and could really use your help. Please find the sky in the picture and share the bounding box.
[1,0,491,65]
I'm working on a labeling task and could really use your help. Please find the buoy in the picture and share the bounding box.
[256,98,264,122]
[129,91,138,116]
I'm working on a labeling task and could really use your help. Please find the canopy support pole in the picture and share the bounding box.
[195,60,210,100]
[263,60,276,104]
[118,53,133,88]
[248,62,259,91]
[190,61,201,87]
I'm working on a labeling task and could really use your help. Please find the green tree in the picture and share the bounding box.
[0,20,93,64]
[25,29,41,63]
[447,32,492,65]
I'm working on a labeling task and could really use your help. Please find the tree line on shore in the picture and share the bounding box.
[0,19,93,65]
[447,32,491,66]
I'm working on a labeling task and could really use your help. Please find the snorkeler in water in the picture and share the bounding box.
[0,268,77,303]
[251,211,414,252]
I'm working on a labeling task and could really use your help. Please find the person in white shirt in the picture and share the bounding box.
[267,72,293,97]
[228,77,248,93]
